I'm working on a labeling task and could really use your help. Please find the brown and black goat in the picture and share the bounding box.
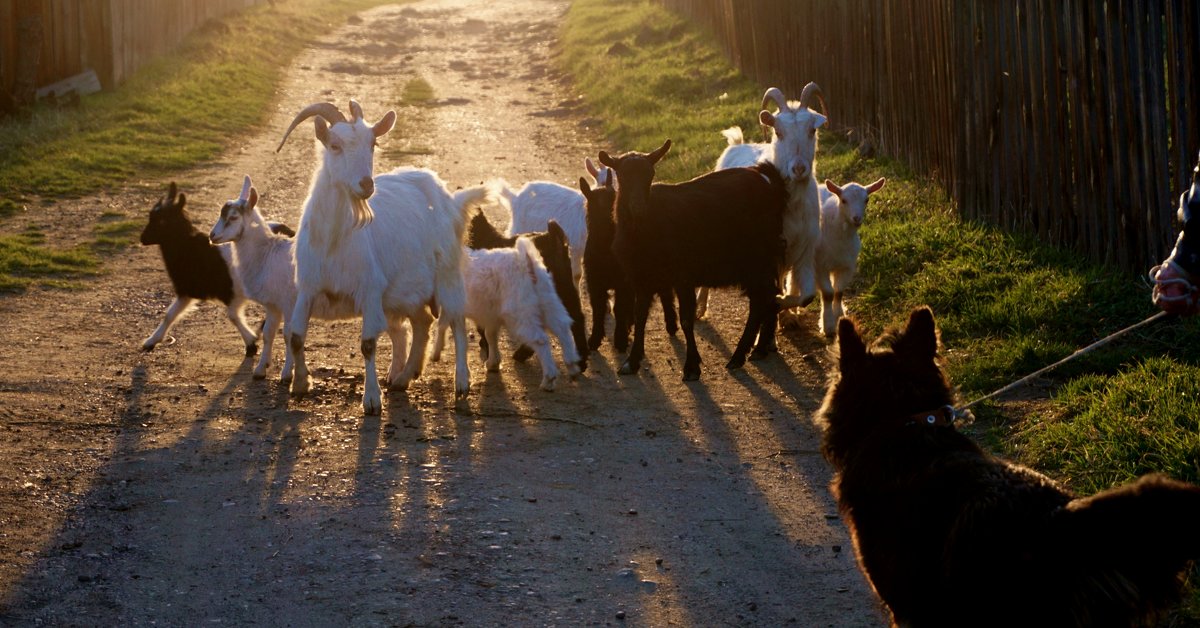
[580,173,677,354]
[598,139,788,380]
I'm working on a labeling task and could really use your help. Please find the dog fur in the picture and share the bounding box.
[818,307,1200,627]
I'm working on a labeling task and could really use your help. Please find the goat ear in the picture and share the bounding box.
[579,177,591,196]
[759,110,776,128]
[813,112,828,129]
[836,318,866,372]
[895,307,938,360]
[175,192,187,210]
[247,187,258,211]
[546,220,566,244]
[314,117,330,145]
[866,177,886,194]
[166,182,178,203]
[598,151,617,169]
[825,179,842,198]
[647,139,672,164]
[373,111,396,138]
[585,157,600,179]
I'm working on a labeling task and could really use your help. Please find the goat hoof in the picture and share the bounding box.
[682,369,701,382]
[617,360,638,375]
[587,336,603,351]
[252,370,267,380]
[576,358,588,374]
[513,345,535,362]
[141,343,155,352]
[245,343,258,357]
[725,355,747,370]
[387,378,410,392]
[540,376,557,392]
[362,395,382,416]
[455,385,470,401]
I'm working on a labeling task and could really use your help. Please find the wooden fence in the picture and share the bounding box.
[660,0,1200,273]
[0,0,263,102]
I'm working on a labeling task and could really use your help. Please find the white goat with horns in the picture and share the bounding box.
[277,100,488,413]
[700,83,827,323]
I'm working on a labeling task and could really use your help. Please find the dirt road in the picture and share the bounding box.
[0,1,882,625]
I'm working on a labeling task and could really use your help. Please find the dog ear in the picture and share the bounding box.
[836,317,866,372]
[896,307,938,360]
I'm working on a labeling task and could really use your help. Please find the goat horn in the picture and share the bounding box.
[239,175,252,202]
[761,87,788,113]
[276,102,347,152]
[349,99,363,122]
[799,82,827,115]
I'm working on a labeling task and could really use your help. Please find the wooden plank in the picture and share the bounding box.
[34,68,100,100]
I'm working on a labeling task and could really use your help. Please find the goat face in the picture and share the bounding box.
[210,175,260,244]
[761,105,826,181]
[598,139,671,221]
[579,175,617,235]
[316,106,395,202]
[141,182,190,246]
[826,178,886,228]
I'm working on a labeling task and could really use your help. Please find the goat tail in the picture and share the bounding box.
[451,184,492,245]
[515,236,543,280]
[721,126,745,146]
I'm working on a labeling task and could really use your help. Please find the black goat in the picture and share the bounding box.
[580,175,677,354]
[140,182,291,354]
[466,211,588,371]
[599,139,787,380]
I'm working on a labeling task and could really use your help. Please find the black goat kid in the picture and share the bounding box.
[599,139,788,380]
[580,175,678,354]
[140,182,259,354]
[467,211,588,372]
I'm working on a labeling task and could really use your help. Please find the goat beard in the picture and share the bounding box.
[350,196,375,229]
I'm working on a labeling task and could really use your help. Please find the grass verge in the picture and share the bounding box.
[560,0,1200,615]
[0,231,97,293]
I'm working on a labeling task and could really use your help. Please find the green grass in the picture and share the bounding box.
[383,76,436,160]
[93,217,144,252]
[0,0,393,202]
[561,0,1200,615]
[0,232,97,292]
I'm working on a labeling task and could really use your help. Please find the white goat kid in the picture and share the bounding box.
[704,83,827,322]
[456,237,582,391]
[815,177,885,337]
[209,175,350,381]
[277,100,487,414]
[500,179,587,289]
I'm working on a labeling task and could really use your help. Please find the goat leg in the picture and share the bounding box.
[676,285,701,381]
[618,288,652,375]
[659,287,678,336]
[728,293,768,370]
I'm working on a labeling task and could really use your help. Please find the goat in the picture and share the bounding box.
[140,182,259,354]
[579,173,677,353]
[815,177,885,337]
[209,175,348,381]
[703,84,827,323]
[447,210,589,371]
[276,100,488,414]
[450,237,582,391]
[498,179,587,289]
[599,139,788,380]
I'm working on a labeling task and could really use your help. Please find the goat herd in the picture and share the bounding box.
[139,84,884,415]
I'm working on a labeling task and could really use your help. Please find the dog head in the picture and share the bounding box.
[817,307,954,470]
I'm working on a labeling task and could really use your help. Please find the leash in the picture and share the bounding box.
[949,310,1172,422]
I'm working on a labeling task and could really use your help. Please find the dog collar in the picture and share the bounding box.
[906,405,957,427]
